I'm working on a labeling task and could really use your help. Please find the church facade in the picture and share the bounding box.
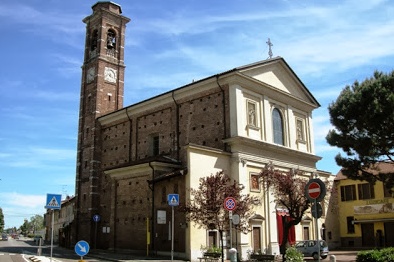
[72,2,333,260]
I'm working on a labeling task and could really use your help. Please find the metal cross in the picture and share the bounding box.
[266,38,273,59]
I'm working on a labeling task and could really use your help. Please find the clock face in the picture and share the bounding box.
[86,67,95,83]
[104,67,117,83]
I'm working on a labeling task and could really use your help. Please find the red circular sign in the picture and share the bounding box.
[308,182,321,199]
[224,197,236,211]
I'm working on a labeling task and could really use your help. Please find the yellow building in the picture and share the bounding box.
[335,163,394,248]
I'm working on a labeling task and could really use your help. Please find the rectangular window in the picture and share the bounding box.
[208,230,219,249]
[347,216,355,233]
[383,184,392,198]
[340,185,356,201]
[152,135,160,156]
[358,183,375,200]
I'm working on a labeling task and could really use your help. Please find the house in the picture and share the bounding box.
[44,196,75,246]
[334,163,394,248]
[71,2,333,260]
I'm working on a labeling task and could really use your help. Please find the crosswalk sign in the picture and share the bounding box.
[167,194,179,206]
[45,194,62,209]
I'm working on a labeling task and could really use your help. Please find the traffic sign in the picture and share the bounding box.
[232,214,240,225]
[224,197,236,211]
[93,214,100,222]
[305,179,326,202]
[168,194,179,206]
[308,182,321,199]
[311,203,323,219]
[45,194,62,210]
[75,240,90,257]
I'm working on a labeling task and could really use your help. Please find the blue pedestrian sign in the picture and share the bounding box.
[168,194,179,206]
[93,214,101,222]
[75,240,90,257]
[45,194,62,210]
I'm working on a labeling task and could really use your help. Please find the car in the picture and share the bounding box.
[295,240,329,260]
[1,234,8,241]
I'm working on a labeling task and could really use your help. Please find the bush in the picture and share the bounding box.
[357,247,394,262]
[284,246,303,262]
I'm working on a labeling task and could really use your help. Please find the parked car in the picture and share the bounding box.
[1,234,8,241]
[295,240,329,259]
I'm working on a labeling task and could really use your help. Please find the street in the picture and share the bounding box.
[1,236,358,262]
[0,236,108,262]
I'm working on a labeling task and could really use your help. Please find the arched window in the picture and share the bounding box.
[272,108,284,145]
[106,29,116,49]
[90,30,98,51]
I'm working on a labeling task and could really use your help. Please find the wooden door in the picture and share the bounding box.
[253,227,261,252]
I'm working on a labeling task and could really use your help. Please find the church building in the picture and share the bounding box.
[72,2,333,260]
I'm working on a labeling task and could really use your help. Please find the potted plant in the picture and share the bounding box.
[203,245,222,258]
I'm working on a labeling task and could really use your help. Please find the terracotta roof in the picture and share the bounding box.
[334,162,394,180]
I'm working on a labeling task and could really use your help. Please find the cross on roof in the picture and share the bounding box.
[266,38,273,59]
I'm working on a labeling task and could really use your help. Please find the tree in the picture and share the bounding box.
[29,215,44,234]
[182,171,258,260]
[259,163,312,258]
[19,219,29,236]
[326,70,394,190]
[0,208,4,233]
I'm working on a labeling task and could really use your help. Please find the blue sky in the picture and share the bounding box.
[0,0,393,229]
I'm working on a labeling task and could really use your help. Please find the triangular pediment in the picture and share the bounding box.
[236,57,319,107]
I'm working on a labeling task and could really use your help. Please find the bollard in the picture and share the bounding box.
[330,254,336,262]
[229,248,237,262]
[37,238,42,256]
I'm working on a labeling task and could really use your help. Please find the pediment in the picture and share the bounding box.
[237,57,319,107]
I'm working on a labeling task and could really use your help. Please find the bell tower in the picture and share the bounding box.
[75,2,130,244]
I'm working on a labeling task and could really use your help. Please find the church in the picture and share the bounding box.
[71,2,333,260]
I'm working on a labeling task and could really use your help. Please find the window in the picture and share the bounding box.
[383,184,392,198]
[90,29,98,51]
[347,216,355,233]
[106,29,116,49]
[358,183,375,200]
[149,135,160,156]
[272,108,284,145]
[152,136,160,156]
[208,230,219,248]
[247,101,257,127]
[340,185,356,201]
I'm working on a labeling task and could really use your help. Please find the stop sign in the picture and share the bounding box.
[308,182,321,199]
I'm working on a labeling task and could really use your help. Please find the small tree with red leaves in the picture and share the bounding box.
[182,171,258,260]
[259,163,311,258]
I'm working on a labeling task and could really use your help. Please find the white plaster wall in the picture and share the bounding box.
[186,145,231,261]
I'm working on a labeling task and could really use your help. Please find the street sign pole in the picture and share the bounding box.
[167,194,179,262]
[229,211,233,249]
[50,210,54,262]
[224,197,236,250]
[305,179,325,262]
[315,198,320,262]
[45,193,61,262]
[171,205,174,262]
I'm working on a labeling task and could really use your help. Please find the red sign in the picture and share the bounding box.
[308,182,321,199]
[224,197,236,211]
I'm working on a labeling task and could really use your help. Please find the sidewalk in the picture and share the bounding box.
[27,247,358,262]
[28,247,188,262]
